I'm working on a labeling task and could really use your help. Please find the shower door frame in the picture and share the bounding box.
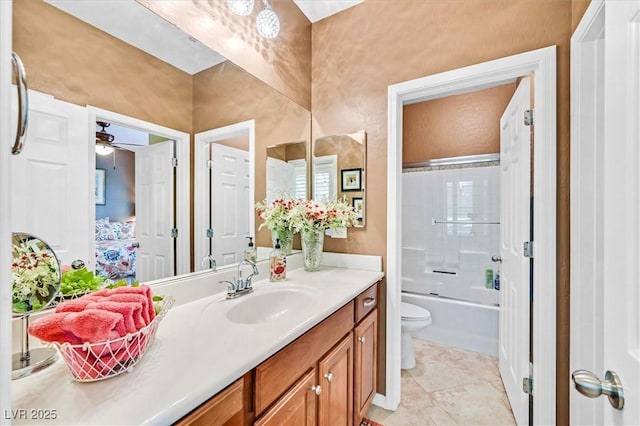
[385,46,557,425]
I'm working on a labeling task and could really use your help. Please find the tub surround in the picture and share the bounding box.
[11,255,383,425]
[402,292,498,357]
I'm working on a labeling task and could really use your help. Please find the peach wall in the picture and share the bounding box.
[138,0,311,110]
[312,1,572,421]
[192,61,311,248]
[403,83,517,163]
[13,0,193,133]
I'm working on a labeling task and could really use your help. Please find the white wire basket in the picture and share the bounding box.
[50,296,174,382]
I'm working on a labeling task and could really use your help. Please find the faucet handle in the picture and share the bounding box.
[245,276,254,289]
[219,280,236,293]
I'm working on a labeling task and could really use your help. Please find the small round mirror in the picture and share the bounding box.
[11,232,61,316]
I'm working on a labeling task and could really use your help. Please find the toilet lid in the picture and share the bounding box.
[401,302,431,321]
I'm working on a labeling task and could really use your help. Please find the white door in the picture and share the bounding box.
[499,77,531,425]
[571,1,640,424]
[135,140,175,282]
[210,143,250,267]
[266,156,295,203]
[11,90,91,267]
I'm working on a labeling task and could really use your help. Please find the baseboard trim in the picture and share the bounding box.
[372,393,386,409]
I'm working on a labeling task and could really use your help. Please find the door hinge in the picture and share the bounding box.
[207,160,214,169]
[524,109,534,126]
[522,377,533,394]
[523,241,534,258]
[171,228,178,238]
[171,157,178,167]
[206,228,214,238]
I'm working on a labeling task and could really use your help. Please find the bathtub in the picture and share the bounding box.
[402,291,499,357]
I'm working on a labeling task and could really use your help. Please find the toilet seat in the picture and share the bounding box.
[401,302,431,321]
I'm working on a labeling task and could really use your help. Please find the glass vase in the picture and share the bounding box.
[301,229,324,272]
[271,229,294,255]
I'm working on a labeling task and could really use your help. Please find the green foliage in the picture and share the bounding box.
[59,268,105,296]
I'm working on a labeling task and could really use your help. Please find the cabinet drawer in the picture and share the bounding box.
[255,302,354,416]
[355,282,378,323]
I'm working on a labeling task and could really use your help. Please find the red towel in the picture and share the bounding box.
[28,313,82,344]
[55,298,98,313]
[106,294,150,325]
[107,285,156,323]
[60,309,125,342]
[86,301,138,334]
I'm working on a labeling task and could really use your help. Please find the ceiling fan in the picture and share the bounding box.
[95,121,144,155]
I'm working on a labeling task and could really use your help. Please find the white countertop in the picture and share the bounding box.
[10,265,383,425]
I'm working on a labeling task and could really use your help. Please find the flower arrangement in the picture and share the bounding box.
[255,198,298,234]
[289,198,359,233]
[256,198,358,234]
[12,242,60,313]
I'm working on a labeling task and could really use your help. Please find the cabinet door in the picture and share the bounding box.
[318,333,353,426]
[354,309,377,425]
[176,378,244,426]
[255,369,317,426]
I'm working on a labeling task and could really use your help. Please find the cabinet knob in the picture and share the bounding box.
[324,372,334,382]
[311,385,321,395]
[358,336,365,344]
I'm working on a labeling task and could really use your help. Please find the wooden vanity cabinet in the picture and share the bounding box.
[318,333,354,426]
[354,309,378,425]
[177,280,381,426]
[176,376,245,426]
[254,369,317,426]
[352,281,378,425]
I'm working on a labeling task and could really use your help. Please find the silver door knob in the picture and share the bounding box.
[358,336,365,344]
[571,369,624,410]
[324,372,333,382]
[491,255,502,262]
[311,385,321,395]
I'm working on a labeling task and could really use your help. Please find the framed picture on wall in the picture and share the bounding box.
[341,168,362,192]
[352,197,364,224]
[95,169,106,205]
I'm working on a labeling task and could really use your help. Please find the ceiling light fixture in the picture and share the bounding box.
[95,143,114,156]
[95,121,116,155]
[256,0,280,39]
[226,0,254,16]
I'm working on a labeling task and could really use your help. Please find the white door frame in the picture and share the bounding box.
[87,106,191,277]
[0,0,12,414]
[385,46,557,424]
[570,3,605,423]
[194,120,255,271]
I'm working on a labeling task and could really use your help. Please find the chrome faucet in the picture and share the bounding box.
[219,259,259,299]
[201,254,217,271]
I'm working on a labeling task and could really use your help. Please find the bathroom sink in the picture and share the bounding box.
[226,287,318,325]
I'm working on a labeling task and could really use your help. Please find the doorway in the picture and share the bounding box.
[385,47,557,424]
[88,107,191,280]
[194,120,256,271]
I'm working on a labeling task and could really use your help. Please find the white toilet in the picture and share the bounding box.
[401,302,432,370]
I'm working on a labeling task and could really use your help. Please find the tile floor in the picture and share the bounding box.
[366,339,516,426]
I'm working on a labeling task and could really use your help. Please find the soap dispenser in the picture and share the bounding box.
[245,236,257,262]
[269,239,286,282]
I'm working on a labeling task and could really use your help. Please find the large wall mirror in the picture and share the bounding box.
[266,141,309,203]
[313,130,367,227]
[13,1,311,281]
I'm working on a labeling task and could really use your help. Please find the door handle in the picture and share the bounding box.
[571,369,624,410]
[131,242,140,248]
[491,255,502,263]
[11,52,29,155]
